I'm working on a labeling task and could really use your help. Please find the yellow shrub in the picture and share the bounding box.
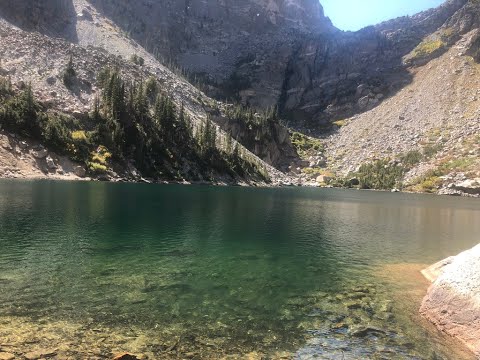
[72,130,87,141]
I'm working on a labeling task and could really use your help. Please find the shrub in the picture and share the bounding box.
[423,143,442,158]
[72,130,87,141]
[409,170,443,193]
[400,150,423,168]
[88,161,108,174]
[418,176,442,193]
[291,132,324,159]
[43,114,72,152]
[87,145,112,175]
[130,54,145,66]
[91,145,112,165]
[355,159,404,190]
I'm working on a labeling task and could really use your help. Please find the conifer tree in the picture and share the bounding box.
[134,80,148,124]
[63,55,76,88]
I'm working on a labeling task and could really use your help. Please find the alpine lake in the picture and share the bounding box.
[0,180,479,359]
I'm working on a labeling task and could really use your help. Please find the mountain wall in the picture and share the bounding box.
[84,0,469,127]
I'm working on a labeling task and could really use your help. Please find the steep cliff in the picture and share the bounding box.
[85,0,334,113]
[82,0,469,127]
[1,0,470,128]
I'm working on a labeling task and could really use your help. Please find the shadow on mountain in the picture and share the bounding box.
[0,0,78,43]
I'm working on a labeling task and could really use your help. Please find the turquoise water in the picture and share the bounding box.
[0,180,479,359]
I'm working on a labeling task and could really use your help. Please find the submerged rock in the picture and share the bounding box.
[421,244,480,357]
[349,325,386,338]
[113,353,139,360]
[24,349,57,360]
[0,353,15,360]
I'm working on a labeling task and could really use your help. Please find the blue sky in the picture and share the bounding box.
[321,0,445,31]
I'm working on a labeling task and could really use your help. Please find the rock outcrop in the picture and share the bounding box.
[0,0,78,41]
[421,244,480,357]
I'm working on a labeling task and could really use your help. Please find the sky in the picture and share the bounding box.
[321,0,445,31]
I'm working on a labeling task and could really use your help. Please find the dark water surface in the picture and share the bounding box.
[0,180,479,359]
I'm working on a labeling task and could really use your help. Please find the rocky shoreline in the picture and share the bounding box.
[421,244,480,357]
[2,129,480,196]
[0,130,297,188]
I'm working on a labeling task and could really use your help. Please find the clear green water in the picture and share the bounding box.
[0,180,479,359]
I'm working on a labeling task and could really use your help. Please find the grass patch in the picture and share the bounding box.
[408,168,443,193]
[412,39,445,59]
[302,168,334,177]
[291,132,324,159]
[441,157,475,172]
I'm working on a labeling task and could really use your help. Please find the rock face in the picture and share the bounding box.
[420,244,480,357]
[0,0,78,41]
[0,0,476,128]
[84,0,469,126]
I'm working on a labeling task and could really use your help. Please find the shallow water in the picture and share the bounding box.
[0,180,479,359]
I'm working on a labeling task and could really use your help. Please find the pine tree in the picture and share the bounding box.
[63,55,76,88]
[154,94,164,128]
[134,80,148,124]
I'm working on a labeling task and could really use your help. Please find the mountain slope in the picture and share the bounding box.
[0,12,294,184]
[321,1,480,195]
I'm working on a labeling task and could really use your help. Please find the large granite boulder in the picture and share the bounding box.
[420,244,480,357]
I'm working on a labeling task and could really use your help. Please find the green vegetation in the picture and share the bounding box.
[411,39,445,59]
[290,132,324,159]
[355,159,404,190]
[423,143,443,158]
[407,156,476,193]
[400,150,422,168]
[410,172,442,193]
[88,145,111,174]
[130,54,145,66]
[328,159,404,191]
[0,61,269,183]
[63,55,76,88]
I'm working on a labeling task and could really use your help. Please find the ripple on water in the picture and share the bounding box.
[0,181,479,358]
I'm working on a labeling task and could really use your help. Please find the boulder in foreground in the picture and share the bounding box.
[420,244,480,357]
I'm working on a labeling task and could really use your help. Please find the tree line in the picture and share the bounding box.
[0,60,269,182]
